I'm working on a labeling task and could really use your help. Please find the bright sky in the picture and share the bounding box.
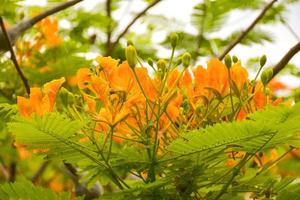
[21,0,300,87]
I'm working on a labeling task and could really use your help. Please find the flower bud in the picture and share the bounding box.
[157,59,167,72]
[260,55,267,67]
[127,40,134,46]
[170,32,179,48]
[125,45,137,69]
[224,55,232,69]
[232,55,238,63]
[175,57,182,66]
[147,58,154,67]
[261,68,273,86]
[182,52,191,68]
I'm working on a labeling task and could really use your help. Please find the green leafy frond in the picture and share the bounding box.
[166,104,300,156]
[0,103,18,122]
[192,0,263,33]
[0,178,83,200]
[8,113,100,164]
[228,28,274,46]
[277,183,300,200]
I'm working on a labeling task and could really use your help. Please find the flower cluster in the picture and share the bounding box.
[16,53,285,152]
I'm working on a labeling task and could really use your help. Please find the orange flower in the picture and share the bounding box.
[193,59,228,96]
[109,61,136,92]
[96,56,119,74]
[268,79,288,92]
[17,77,65,117]
[76,68,92,89]
[207,59,228,94]
[37,18,61,47]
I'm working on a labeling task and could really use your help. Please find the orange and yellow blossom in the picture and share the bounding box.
[17,77,65,117]
[37,17,62,48]
[15,78,65,160]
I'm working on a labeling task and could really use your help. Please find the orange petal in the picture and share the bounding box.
[167,69,180,88]
[109,61,134,92]
[96,56,119,74]
[83,94,96,113]
[17,96,31,117]
[77,68,92,89]
[29,87,44,116]
[268,79,288,92]
[181,69,192,87]
[207,59,228,94]
[230,62,248,90]
[193,65,208,94]
[43,77,65,111]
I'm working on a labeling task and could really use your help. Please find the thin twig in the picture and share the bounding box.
[106,0,162,55]
[0,17,30,96]
[280,15,300,41]
[270,41,300,80]
[218,0,277,60]
[0,0,84,51]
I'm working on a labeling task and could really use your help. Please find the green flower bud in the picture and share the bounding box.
[125,45,137,69]
[195,106,201,114]
[224,55,232,69]
[175,57,182,66]
[232,55,238,63]
[261,68,273,86]
[170,32,179,48]
[157,59,167,72]
[260,55,267,67]
[147,58,154,67]
[182,52,191,68]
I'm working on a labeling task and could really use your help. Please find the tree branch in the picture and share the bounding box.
[105,0,112,51]
[270,41,300,80]
[0,17,30,96]
[106,0,162,55]
[218,0,277,60]
[0,0,84,51]
[31,160,50,183]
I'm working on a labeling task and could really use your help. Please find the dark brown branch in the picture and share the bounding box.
[31,160,50,183]
[0,17,30,96]
[0,0,83,51]
[105,0,112,51]
[218,0,277,60]
[64,162,100,200]
[106,0,162,55]
[270,41,300,80]
[8,162,16,182]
